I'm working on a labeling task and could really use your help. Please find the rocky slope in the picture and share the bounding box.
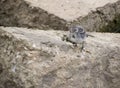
[0,26,120,88]
[0,0,120,32]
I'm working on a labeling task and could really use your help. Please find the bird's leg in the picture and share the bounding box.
[80,41,85,52]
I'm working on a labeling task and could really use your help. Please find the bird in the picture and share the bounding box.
[62,25,86,51]
[68,25,86,45]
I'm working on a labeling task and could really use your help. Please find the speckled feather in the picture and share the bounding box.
[69,26,86,44]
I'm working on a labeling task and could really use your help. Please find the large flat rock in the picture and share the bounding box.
[0,27,120,88]
[25,0,118,21]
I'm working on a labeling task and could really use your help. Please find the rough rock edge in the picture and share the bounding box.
[0,0,120,32]
[0,0,68,30]
[0,27,120,88]
[0,29,28,88]
[71,0,120,32]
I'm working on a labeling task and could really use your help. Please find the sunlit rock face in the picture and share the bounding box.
[0,0,120,32]
[25,0,118,21]
[0,27,120,88]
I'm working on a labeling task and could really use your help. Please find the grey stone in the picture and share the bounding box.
[0,0,120,32]
[0,27,120,88]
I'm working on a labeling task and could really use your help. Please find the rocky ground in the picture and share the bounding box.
[0,0,120,88]
[0,0,120,31]
[0,27,120,88]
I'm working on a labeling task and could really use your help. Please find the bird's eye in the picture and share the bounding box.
[79,28,84,33]
[72,35,75,38]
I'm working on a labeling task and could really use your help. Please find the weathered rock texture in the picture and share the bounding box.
[24,0,118,21]
[71,0,120,32]
[0,26,120,88]
[0,0,67,30]
[0,0,120,32]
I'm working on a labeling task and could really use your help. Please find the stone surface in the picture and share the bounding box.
[71,0,120,32]
[0,0,67,30]
[25,0,118,21]
[0,0,120,32]
[0,26,120,88]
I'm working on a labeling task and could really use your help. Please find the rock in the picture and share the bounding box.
[0,0,67,30]
[24,0,118,21]
[72,0,120,32]
[0,0,120,32]
[0,26,120,88]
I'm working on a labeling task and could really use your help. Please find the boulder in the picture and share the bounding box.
[0,26,120,88]
[0,0,120,31]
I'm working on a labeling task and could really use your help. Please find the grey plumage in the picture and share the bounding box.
[62,25,86,51]
[68,26,86,44]
[62,25,94,51]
